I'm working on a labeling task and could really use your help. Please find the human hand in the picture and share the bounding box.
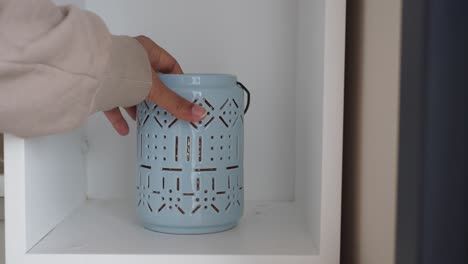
[104,35,207,135]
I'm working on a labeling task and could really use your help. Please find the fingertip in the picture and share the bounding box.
[191,104,207,121]
[116,121,130,136]
[173,63,184,74]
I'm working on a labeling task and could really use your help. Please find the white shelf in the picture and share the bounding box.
[0,175,3,197]
[4,0,345,263]
[0,221,4,264]
[30,199,317,256]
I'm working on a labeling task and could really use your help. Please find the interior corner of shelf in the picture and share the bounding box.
[29,199,318,256]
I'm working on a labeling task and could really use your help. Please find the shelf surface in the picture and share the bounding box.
[29,199,317,255]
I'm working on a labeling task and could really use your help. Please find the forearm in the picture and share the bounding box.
[0,0,152,137]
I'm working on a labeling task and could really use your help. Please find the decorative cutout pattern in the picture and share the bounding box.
[153,106,178,128]
[137,94,244,219]
[190,98,216,129]
[219,98,241,128]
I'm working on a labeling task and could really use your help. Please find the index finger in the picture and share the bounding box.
[135,36,183,74]
[154,48,183,74]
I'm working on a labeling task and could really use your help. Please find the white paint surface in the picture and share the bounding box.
[30,199,316,255]
[23,254,321,264]
[4,135,27,264]
[317,1,346,263]
[0,221,4,264]
[4,0,345,263]
[24,131,87,250]
[0,177,3,197]
[85,0,298,201]
[84,113,137,199]
[295,0,325,247]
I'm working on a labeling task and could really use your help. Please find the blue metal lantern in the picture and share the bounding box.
[136,74,250,234]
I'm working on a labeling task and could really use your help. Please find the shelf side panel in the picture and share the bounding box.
[24,130,87,250]
[319,0,346,262]
[4,135,27,264]
[295,0,326,250]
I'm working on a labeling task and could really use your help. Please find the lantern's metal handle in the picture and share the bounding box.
[236,81,251,114]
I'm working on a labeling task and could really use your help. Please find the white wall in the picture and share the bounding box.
[84,0,299,201]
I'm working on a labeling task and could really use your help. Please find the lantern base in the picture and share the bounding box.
[142,222,238,235]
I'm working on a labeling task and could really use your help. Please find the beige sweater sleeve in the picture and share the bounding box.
[0,0,152,137]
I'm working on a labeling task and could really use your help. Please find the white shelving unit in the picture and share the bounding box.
[4,0,345,263]
[1,133,4,197]
[1,132,4,223]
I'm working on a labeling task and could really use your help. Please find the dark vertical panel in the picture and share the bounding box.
[397,1,468,264]
[396,0,428,263]
[422,1,468,263]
